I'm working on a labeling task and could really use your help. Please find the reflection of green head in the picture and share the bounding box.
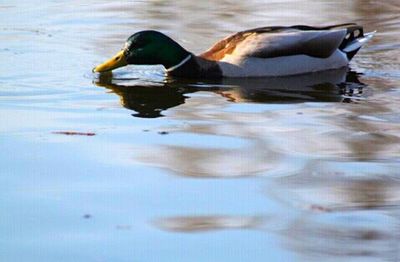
[124,30,190,68]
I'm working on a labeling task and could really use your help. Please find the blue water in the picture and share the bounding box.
[1,1,400,261]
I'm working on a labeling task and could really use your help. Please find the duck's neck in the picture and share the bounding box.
[159,40,191,69]
[166,54,222,78]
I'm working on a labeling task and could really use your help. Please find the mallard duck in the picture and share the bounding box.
[93,23,374,78]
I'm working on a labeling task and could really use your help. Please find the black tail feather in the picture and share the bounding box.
[339,26,365,60]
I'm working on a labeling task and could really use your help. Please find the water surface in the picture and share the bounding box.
[1,1,400,261]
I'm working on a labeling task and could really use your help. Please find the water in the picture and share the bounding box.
[1,1,400,261]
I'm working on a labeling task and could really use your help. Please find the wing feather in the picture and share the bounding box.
[200,24,354,61]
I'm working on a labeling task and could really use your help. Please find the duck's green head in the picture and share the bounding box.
[93,30,190,73]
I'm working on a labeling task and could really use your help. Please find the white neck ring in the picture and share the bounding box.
[166,55,192,72]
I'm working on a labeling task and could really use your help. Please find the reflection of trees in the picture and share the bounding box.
[270,163,400,261]
[271,165,400,212]
[139,141,278,178]
[351,0,400,73]
[284,213,396,260]
[92,0,255,54]
[353,0,400,30]
[339,110,400,160]
[154,215,265,232]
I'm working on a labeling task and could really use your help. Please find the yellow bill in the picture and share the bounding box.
[93,50,128,73]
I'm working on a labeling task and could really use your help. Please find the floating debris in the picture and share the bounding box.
[52,131,96,136]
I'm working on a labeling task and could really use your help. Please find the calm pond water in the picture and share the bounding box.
[1,1,400,261]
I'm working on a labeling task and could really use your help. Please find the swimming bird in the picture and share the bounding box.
[93,23,374,78]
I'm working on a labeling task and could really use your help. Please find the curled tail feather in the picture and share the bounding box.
[339,26,375,60]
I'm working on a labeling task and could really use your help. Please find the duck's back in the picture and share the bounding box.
[199,24,373,77]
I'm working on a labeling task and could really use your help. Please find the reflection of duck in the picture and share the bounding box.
[217,68,364,103]
[95,74,195,118]
[93,24,374,77]
[94,69,364,118]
